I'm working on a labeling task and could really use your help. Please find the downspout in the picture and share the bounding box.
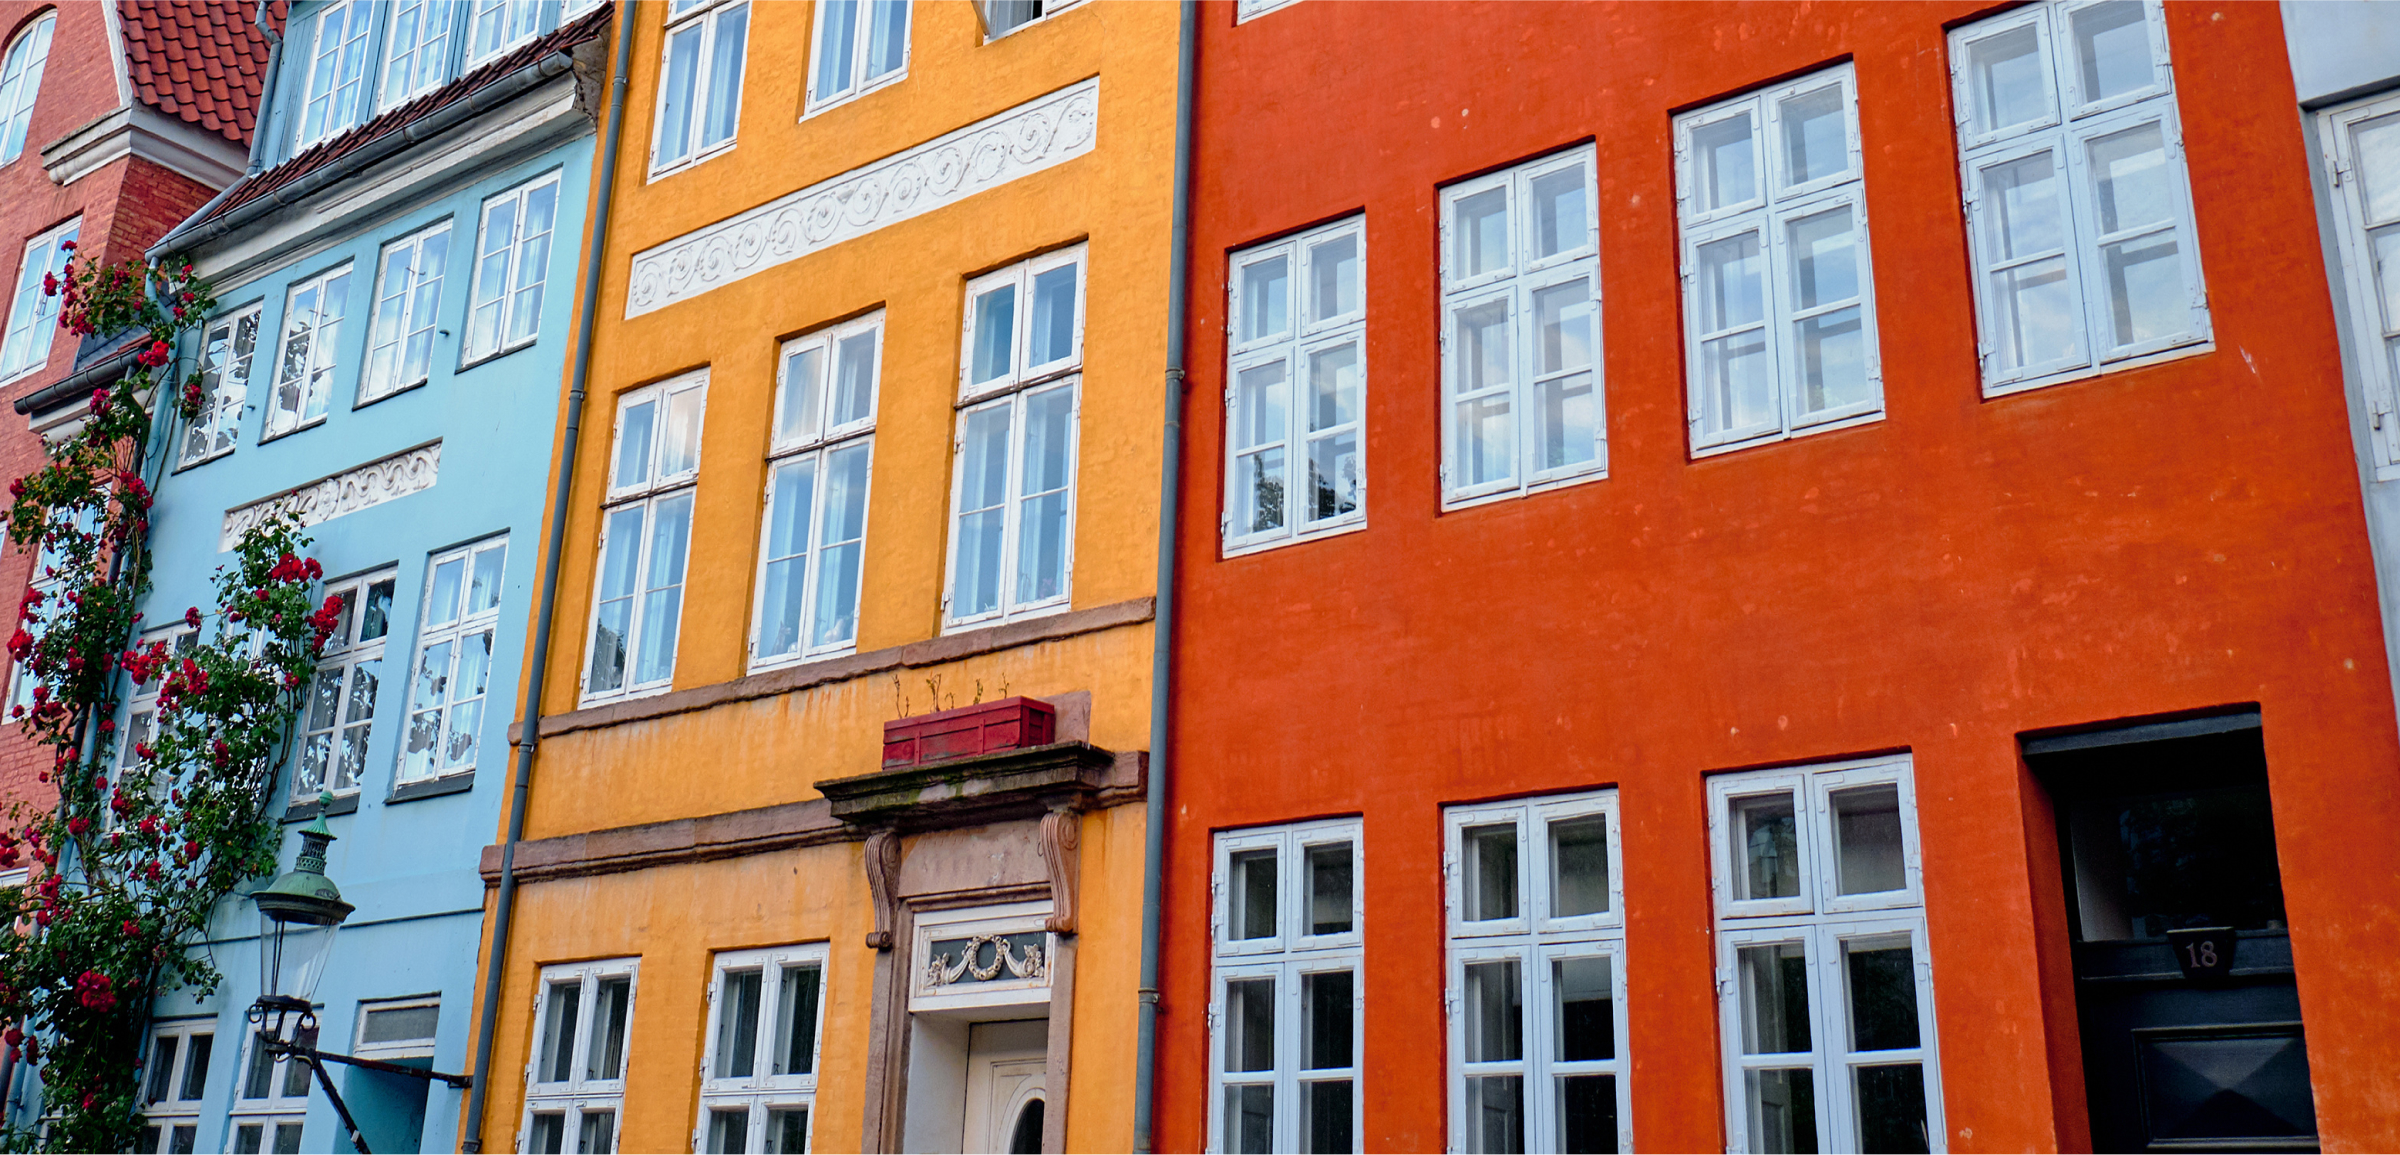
[460,2,631,1150]
[1132,1,1198,1151]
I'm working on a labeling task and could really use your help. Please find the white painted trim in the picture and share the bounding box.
[43,104,250,190]
[219,441,442,551]
[99,1,132,109]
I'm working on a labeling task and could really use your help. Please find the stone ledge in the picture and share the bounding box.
[818,741,1118,828]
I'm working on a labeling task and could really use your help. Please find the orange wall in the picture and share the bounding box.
[1162,2,2400,1152]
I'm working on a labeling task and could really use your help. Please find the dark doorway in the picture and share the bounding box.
[2026,716,2317,1153]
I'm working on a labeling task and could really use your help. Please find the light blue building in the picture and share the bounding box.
[14,2,610,1150]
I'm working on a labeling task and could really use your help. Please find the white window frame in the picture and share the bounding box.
[945,246,1085,631]
[1675,64,1884,456]
[0,13,55,166]
[399,536,506,782]
[181,304,263,466]
[1,217,76,382]
[1952,0,2209,398]
[464,172,561,364]
[805,0,910,116]
[2317,89,2400,477]
[1443,791,1632,1154]
[354,996,441,1062]
[135,1018,214,1155]
[751,314,879,670]
[296,0,374,149]
[467,0,545,66]
[979,0,1085,41]
[582,372,706,705]
[380,0,459,109]
[649,0,749,179]
[265,263,353,440]
[1233,0,1300,23]
[1438,146,1605,509]
[1223,216,1367,556]
[1207,818,1363,1155]
[523,958,639,1155]
[230,1024,314,1154]
[694,943,829,1154]
[362,220,452,404]
[1708,755,1945,1154]
[293,569,397,800]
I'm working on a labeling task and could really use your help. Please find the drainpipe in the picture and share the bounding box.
[1132,2,1197,1151]
[460,2,632,1150]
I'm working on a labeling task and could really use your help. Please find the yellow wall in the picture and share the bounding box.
[475,1,1177,1151]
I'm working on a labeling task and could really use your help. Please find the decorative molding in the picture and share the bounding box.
[221,441,441,551]
[1040,805,1080,936]
[924,932,1047,987]
[864,828,902,951]
[43,105,250,190]
[624,77,1100,319]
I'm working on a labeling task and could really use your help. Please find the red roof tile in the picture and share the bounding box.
[117,0,281,143]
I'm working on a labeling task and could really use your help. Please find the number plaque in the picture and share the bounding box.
[2165,926,2237,980]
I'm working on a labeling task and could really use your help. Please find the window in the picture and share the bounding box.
[465,173,559,362]
[230,1027,312,1154]
[1676,65,1882,456]
[947,247,1083,629]
[266,264,353,438]
[1,218,76,380]
[401,537,505,782]
[0,13,54,165]
[1234,0,1300,21]
[1209,819,1361,1155]
[1224,217,1365,555]
[293,570,395,800]
[808,0,908,113]
[585,373,704,703]
[181,305,262,466]
[297,0,374,148]
[696,945,827,1154]
[381,0,458,108]
[2316,89,2400,475]
[981,0,1082,40]
[134,1020,213,1155]
[1445,791,1631,1154]
[1952,0,2206,396]
[651,0,748,178]
[524,959,637,1155]
[355,997,440,1062]
[468,0,544,64]
[754,315,877,668]
[363,221,451,403]
[6,508,94,718]
[1439,146,1603,507]
[1709,756,1943,1154]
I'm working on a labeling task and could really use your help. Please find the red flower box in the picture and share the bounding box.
[883,697,1057,767]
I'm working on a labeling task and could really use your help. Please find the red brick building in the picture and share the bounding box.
[0,2,270,821]
[1159,2,2400,1151]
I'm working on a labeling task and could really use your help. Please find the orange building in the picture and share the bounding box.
[1159,2,2400,1152]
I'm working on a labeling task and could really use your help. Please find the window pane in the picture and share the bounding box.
[1303,969,1352,1070]
[428,558,465,627]
[1454,298,1513,486]
[234,1124,264,1155]
[775,963,822,1075]
[614,399,657,489]
[1237,361,1288,534]
[1991,256,2079,372]
[953,405,1011,617]
[662,385,706,477]
[1466,1075,1526,1154]
[1012,385,1074,605]
[146,1035,179,1103]
[714,968,762,1078]
[971,283,1017,385]
[180,1033,212,1100]
[659,22,702,164]
[2356,115,2400,225]
[1224,1084,1274,1154]
[361,579,394,640]
[507,184,557,347]
[588,506,646,693]
[1306,429,1359,524]
[1983,152,2065,259]
[470,544,507,615]
[1462,823,1519,921]
[708,1108,748,1154]
[1308,234,1359,322]
[1305,344,1360,521]
[1305,841,1352,935]
[780,346,826,444]
[1463,959,1523,1062]
[1697,232,1766,334]
[1553,955,1614,1062]
[1455,187,1510,278]
[636,493,694,684]
[1224,977,1275,1071]
[1738,942,1811,1054]
[2073,1,2151,105]
[1788,207,1859,310]
[703,5,749,149]
[1698,234,1771,434]
[1780,86,1848,187]
[812,442,870,650]
[1549,816,1609,918]
[540,981,581,1083]
[832,330,878,426]
[1528,164,1589,259]
[1534,281,1593,376]
[1745,1068,1819,1154]
[1693,113,1757,211]
[2100,233,2184,348]
[1229,848,1276,940]
[867,0,908,77]
[1030,263,1078,365]
[1845,935,1920,1052]
[529,1115,565,1155]
[2089,122,2174,236]
[1732,794,1801,901]
[1243,255,1289,343]
[1831,784,1906,895]
[765,1108,810,1155]
[1559,1074,1618,1155]
[586,975,631,1081]
[578,1110,616,1155]
[1537,370,1596,471]
[757,458,816,659]
[815,0,858,98]
[1968,25,2047,135]
[1303,1079,1352,1155]
[1855,1064,1930,1154]
[361,1004,438,1046]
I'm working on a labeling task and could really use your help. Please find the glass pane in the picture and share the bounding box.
[1738,942,1812,1054]
[586,976,631,1081]
[180,1033,212,1100]
[1466,1075,1526,1154]
[1303,969,1352,1069]
[702,4,749,149]
[2373,226,2400,331]
[1788,207,1859,310]
[1855,1064,1930,1154]
[2356,115,2400,225]
[758,461,814,659]
[1845,935,1921,1052]
[635,493,695,685]
[1537,370,1595,472]
[1968,24,2047,134]
[1303,1079,1351,1155]
[1780,85,1848,187]
[775,962,823,1076]
[1553,955,1614,1061]
[1697,232,1766,334]
[1224,1084,1274,1154]
[234,1124,265,1155]
[540,981,581,1082]
[470,544,507,615]
[662,386,706,477]
[1243,254,1290,342]
[613,399,656,489]
[2101,231,2186,348]
[832,329,878,426]
[714,968,763,1078]
[1455,395,1513,489]
[1700,338,1772,435]
[1453,296,1513,486]
[1732,794,1801,901]
[1230,848,1277,940]
[1984,151,2065,259]
[1224,977,1276,1071]
[811,443,870,650]
[1992,256,2079,371]
[529,1114,565,1154]
[1029,263,1078,365]
[779,345,825,444]
[146,1035,179,1103]
[1534,280,1593,375]
[1831,784,1906,895]
[361,1004,438,1045]
[428,558,465,627]
[1462,823,1519,921]
[1529,164,1589,259]
[1308,343,1358,431]
[1237,361,1288,451]
[2065,778,2288,941]
[1550,816,1610,918]
[971,283,1017,385]
[814,0,857,98]
[1794,306,1867,418]
[578,1110,616,1155]
[765,1108,810,1155]
[1457,298,1511,391]
[1455,187,1510,278]
[2089,122,2173,236]
[273,1122,305,1155]
[1308,233,1359,321]
[361,579,394,641]
[1012,386,1074,605]
[1307,431,1359,523]
[1238,447,1285,536]
[867,0,907,77]
[2073,1,2151,104]
[1693,113,1757,211]
[167,1123,196,1155]
[1305,842,1352,935]
[1462,958,1523,1062]
[951,407,1009,617]
[708,1108,748,1154]
[1745,1068,1819,1154]
[1559,1074,1618,1154]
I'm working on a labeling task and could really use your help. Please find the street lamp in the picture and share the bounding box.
[248,797,471,1155]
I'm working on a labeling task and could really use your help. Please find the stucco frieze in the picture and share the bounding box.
[219,440,442,550]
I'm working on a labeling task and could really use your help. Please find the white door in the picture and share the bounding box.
[961,1019,1047,1153]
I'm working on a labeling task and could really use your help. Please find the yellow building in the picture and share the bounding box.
[463,2,1179,1150]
